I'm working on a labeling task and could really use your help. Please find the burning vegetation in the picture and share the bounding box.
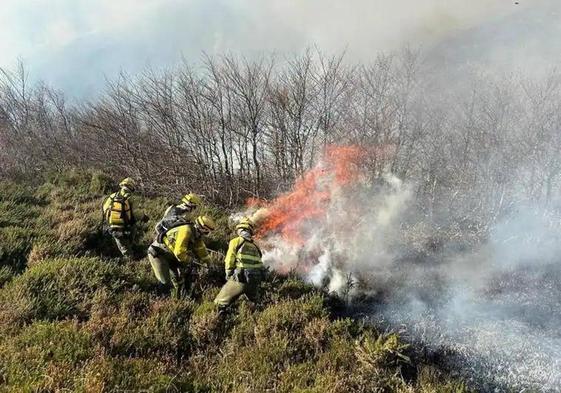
[240,143,561,391]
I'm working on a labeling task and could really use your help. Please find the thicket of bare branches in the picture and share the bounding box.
[1,49,561,230]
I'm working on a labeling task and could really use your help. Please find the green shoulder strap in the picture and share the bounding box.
[235,238,262,258]
[160,222,195,246]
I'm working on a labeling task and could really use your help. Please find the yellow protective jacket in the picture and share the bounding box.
[102,191,137,229]
[163,224,211,265]
[224,236,263,271]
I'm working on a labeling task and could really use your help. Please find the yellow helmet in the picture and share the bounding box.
[119,177,136,192]
[181,193,202,207]
[195,215,216,233]
[236,217,254,232]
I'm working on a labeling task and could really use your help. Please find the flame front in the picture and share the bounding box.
[249,145,367,244]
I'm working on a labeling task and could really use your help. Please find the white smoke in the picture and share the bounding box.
[2,0,557,97]
[254,157,561,390]
[260,170,413,297]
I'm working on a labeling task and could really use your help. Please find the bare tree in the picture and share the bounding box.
[2,51,561,222]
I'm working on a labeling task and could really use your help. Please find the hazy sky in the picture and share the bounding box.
[0,0,558,98]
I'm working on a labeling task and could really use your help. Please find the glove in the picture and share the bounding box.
[225,269,235,280]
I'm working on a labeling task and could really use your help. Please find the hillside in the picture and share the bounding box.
[0,171,466,392]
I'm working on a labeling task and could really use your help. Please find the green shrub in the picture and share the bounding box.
[26,238,68,267]
[0,266,14,288]
[79,356,207,393]
[327,317,363,340]
[255,294,327,340]
[131,195,167,247]
[276,361,317,393]
[205,295,331,392]
[355,331,411,370]
[0,181,40,205]
[199,284,221,303]
[87,293,195,359]
[128,298,194,357]
[122,258,162,292]
[269,277,317,302]
[416,366,469,393]
[315,336,356,371]
[0,226,37,272]
[215,334,292,392]
[0,318,205,393]
[0,200,41,227]
[89,171,115,195]
[0,257,136,328]
[0,321,94,392]
[45,169,97,196]
[49,205,103,255]
[190,301,222,348]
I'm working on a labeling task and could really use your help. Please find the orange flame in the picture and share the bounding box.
[249,145,368,244]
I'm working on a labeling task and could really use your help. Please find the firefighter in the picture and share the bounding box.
[154,193,202,241]
[147,215,215,299]
[214,217,264,311]
[102,177,144,260]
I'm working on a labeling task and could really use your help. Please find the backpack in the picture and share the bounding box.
[155,205,193,243]
[104,192,133,228]
[156,217,190,244]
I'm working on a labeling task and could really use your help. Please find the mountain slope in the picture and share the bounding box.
[0,171,466,392]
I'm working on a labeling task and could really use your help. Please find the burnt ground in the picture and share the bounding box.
[339,261,561,392]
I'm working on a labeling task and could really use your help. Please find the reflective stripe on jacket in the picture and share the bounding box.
[162,223,210,265]
[225,236,263,270]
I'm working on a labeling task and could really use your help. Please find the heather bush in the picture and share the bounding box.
[0,266,14,288]
[0,257,136,328]
[0,226,35,272]
[0,178,467,393]
[78,356,206,393]
[269,276,317,301]
[0,181,39,205]
[0,321,95,391]
[86,292,195,359]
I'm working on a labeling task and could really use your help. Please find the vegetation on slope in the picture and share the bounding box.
[0,172,466,392]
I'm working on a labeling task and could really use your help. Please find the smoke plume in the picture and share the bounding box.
[244,144,561,391]
[3,0,559,97]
